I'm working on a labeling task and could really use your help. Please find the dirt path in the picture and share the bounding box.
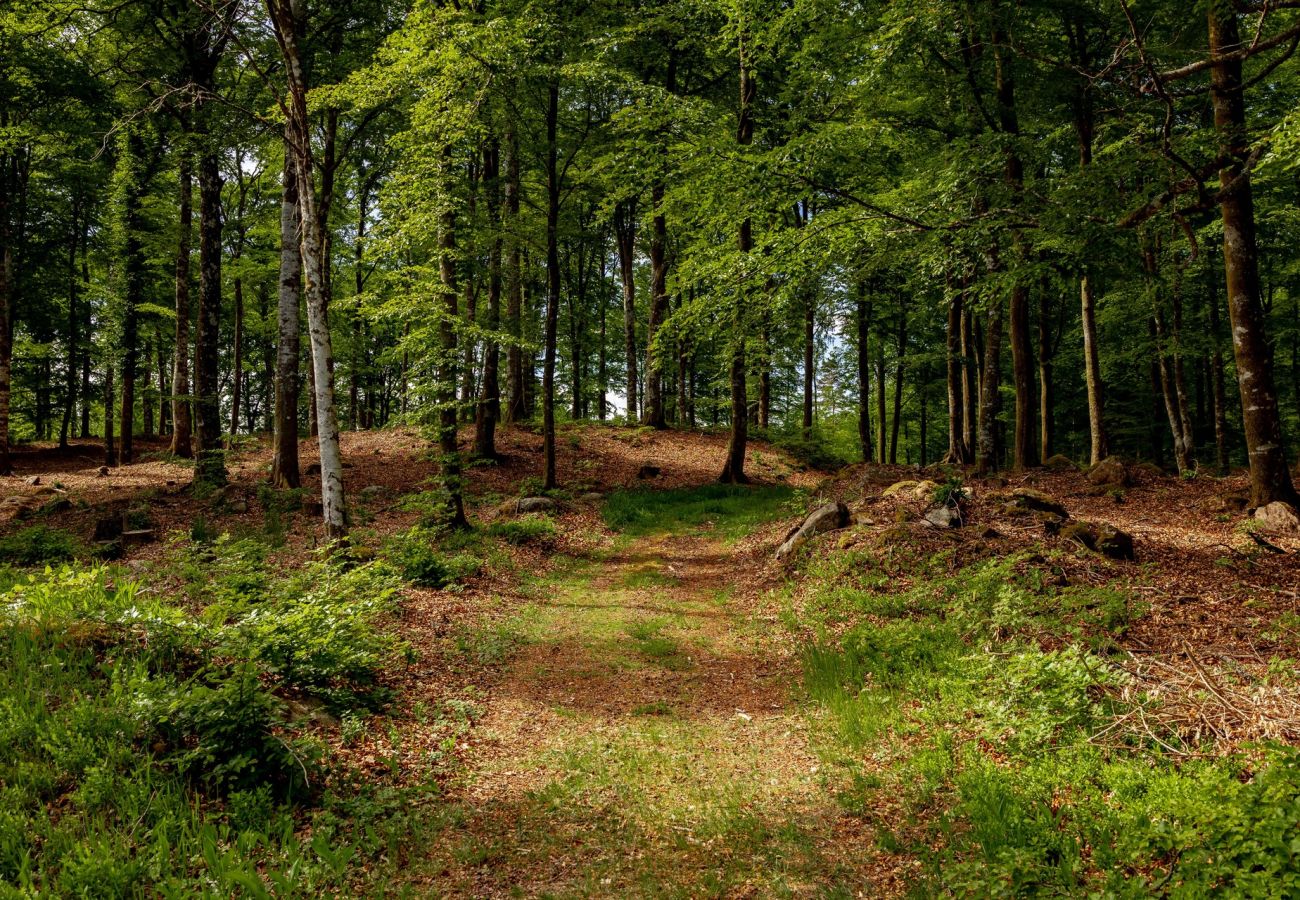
[417,528,892,897]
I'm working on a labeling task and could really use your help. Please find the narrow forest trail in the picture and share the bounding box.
[419,520,889,897]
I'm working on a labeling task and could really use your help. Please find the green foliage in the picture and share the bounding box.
[603,484,800,539]
[485,514,558,545]
[0,525,84,566]
[388,526,482,588]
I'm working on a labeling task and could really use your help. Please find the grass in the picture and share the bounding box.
[794,536,1300,896]
[602,483,801,540]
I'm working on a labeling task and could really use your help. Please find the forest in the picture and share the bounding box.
[3,0,1300,895]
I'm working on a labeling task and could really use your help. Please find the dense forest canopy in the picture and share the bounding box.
[3,0,1300,532]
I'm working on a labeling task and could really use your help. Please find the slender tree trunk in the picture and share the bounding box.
[171,148,194,458]
[543,81,561,490]
[438,175,468,527]
[976,304,1004,474]
[889,300,905,464]
[719,34,755,484]
[757,317,771,429]
[1208,8,1298,508]
[644,182,669,429]
[229,275,243,439]
[504,130,525,424]
[194,149,226,485]
[945,281,967,463]
[1206,253,1227,473]
[475,138,502,460]
[119,132,148,466]
[1081,271,1107,465]
[962,305,977,458]
[598,238,609,421]
[1037,288,1053,461]
[615,198,638,425]
[803,287,815,436]
[272,148,302,488]
[103,365,114,467]
[60,201,81,449]
[856,286,873,462]
[270,0,348,538]
[876,339,887,464]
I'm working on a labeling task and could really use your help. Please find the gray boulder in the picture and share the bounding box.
[923,505,961,528]
[508,496,558,515]
[775,502,851,560]
[1255,501,1300,534]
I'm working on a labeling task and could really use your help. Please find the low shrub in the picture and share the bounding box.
[486,514,557,545]
[0,525,83,566]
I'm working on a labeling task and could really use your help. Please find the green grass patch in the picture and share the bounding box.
[602,483,801,539]
[0,525,84,567]
[796,544,1300,895]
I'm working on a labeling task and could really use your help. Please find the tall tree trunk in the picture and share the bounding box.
[272,148,302,488]
[945,280,967,463]
[856,285,873,462]
[171,148,194,458]
[876,339,887,464]
[269,0,348,539]
[889,300,905,464]
[976,304,1004,474]
[598,236,609,421]
[543,81,561,490]
[438,175,468,527]
[1208,8,1298,508]
[475,138,502,460]
[803,287,815,436]
[1207,253,1230,474]
[60,200,81,449]
[103,365,114,467]
[644,181,669,428]
[229,275,243,438]
[994,29,1033,471]
[961,305,977,458]
[194,149,226,485]
[719,33,755,484]
[0,156,10,475]
[614,199,638,425]
[757,317,770,429]
[504,130,525,424]
[1038,288,1053,461]
[118,131,148,465]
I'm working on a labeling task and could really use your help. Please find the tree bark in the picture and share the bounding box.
[1208,7,1297,508]
[856,285,873,462]
[719,32,755,484]
[1037,288,1053,461]
[171,147,194,457]
[272,147,302,488]
[438,176,468,528]
[889,299,905,464]
[194,148,226,484]
[119,131,148,466]
[475,138,502,460]
[976,304,1004,474]
[269,0,348,539]
[543,81,561,490]
[1207,253,1230,474]
[504,130,525,424]
[614,198,638,425]
[644,181,669,428]
[945,280,968,463]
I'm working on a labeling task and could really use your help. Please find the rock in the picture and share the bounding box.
[508,496,558,515]
[580,492,604,502]
[1255,501,1300,534]
[1060,520,1135,560]
[882,480,919,498]
[1087,456,1129,487]
[1043,454,1075,471]
[1007,488,1069,519]
[359,485,387,501]
[230,500,249,514]
[1097,524,1136,561]
[775,501,851,560]
[637,464,662,480]
[96,466,110,477]
[25,475,40,486]
[923,505,961,528]
[304,462,322,477]
[40,498,72,515]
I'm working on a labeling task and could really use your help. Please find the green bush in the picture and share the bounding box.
[388,526,482,588]
[0,525,83,566]
[486,514,557,545]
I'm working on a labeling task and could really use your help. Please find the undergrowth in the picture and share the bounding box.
[795,541,1300,896]
[0,537,420,895]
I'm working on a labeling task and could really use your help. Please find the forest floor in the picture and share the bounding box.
[3,424,1300,896]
